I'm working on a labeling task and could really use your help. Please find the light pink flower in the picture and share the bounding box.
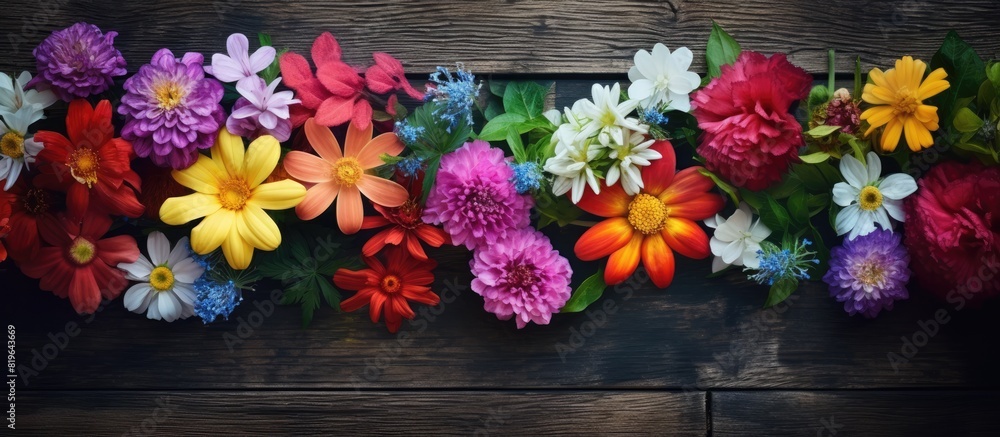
[228,77,300,141]
[205,33,276,86]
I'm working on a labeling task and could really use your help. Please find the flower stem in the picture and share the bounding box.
[569,220,598,227]
[828,49,836,92]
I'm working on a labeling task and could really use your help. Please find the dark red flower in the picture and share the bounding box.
[0,177,61,262]
[0,195,11,262]
[904,161,1000,306]
[361,172,448,260]
[335,247,440,333]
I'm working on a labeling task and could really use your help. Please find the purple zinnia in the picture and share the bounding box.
[118,48,225,169]
[470,228,572,328]
[422,140,532,250]
[824,229,911,318]
[28,22,127,101]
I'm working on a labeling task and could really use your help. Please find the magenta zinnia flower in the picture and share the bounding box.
[824,229,910,318]
[28,22,127,101]
[422,140,532,250]
[471,228,572,328]
[118,48,225,169]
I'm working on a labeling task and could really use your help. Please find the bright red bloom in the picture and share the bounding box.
[904,161,1000,306]
[0,177,61,262]
[279,33,423,130]
[574,140,724,288]
[19,213,139,314]
[33,99,144,220]
[361,172,449,260]
[691,51,812,191]
[0,196,11,262]
[335,247,440,333]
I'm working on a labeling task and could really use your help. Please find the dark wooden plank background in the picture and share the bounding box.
[4,1,1000,435]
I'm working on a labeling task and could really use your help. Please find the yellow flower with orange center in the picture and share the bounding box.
[860,56,950,152]
[159,129,306,269]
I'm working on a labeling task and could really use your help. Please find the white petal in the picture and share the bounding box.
[671,46,695,70]
[883,199,906,222]
[665,93,691,113]
[832,182,860,207]
[172,283,198,306]
[720,240,744,264]
[839,154,869,188]
[866,151,882,182]
[874,207,893,232]
[123,284,154,313]
[878,174,918,199]
[171,258,205,284]
[167,237,192,267]
[118,256,154,280]
[628,79,655,102]
[147,232,170,266]
[714,222,742,242]
[742,248,762,269]
[835,205,862,236]
[146,295,162,320]
[157,291,183,323]
[606,165,620,186]
[711,256,728,273]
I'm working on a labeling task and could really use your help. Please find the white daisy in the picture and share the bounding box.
[544,139,604,204]
[576,83,645,147]
[118,232,205,322]
[704,203,772,273]
[832,151,917,240]
[627,44,701,112]
[0,108,45,190]
[0,71,57,121]
[606,129,661,195]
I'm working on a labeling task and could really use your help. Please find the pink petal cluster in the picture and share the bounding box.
[227,77,300,142]
[904,161,1000,306]
[422,140,532,250]
[205,33,276,86]
[691,52,812,191]
[470,228,572,329]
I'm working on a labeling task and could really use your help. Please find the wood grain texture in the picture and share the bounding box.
[1,0,999,75]
[712,391,1000,436]
[15,390,707,435]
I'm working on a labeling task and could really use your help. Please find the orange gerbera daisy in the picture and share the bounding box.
[283,118,409,234]
[574,140,724,288]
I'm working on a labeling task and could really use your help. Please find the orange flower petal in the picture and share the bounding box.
[658,167,714,205]
[574,217,634,261]
[284,151,334,183]
[356,175,408,207]
[576,183,630,218]
[337,186,364,234]
[296,181,339,220]
[639,140,677,196]
[344,120,373,158]
[357,133,405,169]
[666,193,724,220]
[662,217,711,259]
[640,233,676,288]
[604,233,643,286]
[304,118,343,162]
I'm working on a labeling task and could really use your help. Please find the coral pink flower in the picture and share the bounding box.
[691,52,812,191]
[283,118,409,234]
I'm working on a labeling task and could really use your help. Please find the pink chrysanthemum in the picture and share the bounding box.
[422,140,532,250]
[470,228,572,328]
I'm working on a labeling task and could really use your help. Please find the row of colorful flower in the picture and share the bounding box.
[0,22,997,332]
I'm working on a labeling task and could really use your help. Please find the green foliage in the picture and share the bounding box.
[764,277,798,308]
[560,270,606,313]
[402,102,473,201]
[258,33,285,84]
[930,31,986,126]
[705,21,741,79]
[478,81,556,163]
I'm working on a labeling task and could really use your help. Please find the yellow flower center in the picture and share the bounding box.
[153,81,187,111]
[858,185,883,211]
[627,193,667,235]
[332,157,363,186]
[149,266,175,291]
[380,275,402,293]
[218,178,251,210]
[891,87,919,115]
[69,147,100,187]
[856,260,886,292]
[68,237,96,265]
[1,132,25,159]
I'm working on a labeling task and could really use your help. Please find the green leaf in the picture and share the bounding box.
[561,270,607,313]
[534,184,583,228]
[503,82,548,119]
[787,190,809,227]
[953,107,985,132]
[421,156,441,203]
[489,79,508,98]
[706,21,741,78]
[807,85,832,110]
[740,189,765,210]
[697,168,740,205]
[506,127,527,163]
[758,194,790,233]
[931,31,986,125]
[479,113,528,141]
[764,277,799,307]
[805,125,841,138]
[484,99,504,121]
[799,151,832,164]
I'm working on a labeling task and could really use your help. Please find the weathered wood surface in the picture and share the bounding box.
[15,391,708,435]
[2,0,1000,75]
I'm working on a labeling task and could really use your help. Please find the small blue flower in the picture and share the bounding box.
[394,120,425,147]
[425,64,480,132]
[746,239,818,286]
[395,155,424,178]
[193,276,243,323]
[642,108,670,126]
[508,161,543,194]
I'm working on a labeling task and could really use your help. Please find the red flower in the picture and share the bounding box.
[33,99,144,220]
[904,161,1000,306]
[19,213,139,314]
[361,173,449,260]
[0,177,61,262]
[691,52,812,191]
[279,32,423,130]
[0,196,11,262]
[334,248,440,333]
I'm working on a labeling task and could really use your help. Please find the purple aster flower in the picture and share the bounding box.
[28,22,127,101]
[824,229,911,318]
[422,140,533,250]
[470,228,572,328]
[118,48,225,169]
[227,77,299,142]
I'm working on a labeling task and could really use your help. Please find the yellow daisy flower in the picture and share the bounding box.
[160,129,306,269]
[860,56,950,152]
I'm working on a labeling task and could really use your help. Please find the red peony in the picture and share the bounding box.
[691,51,812,191]
[904,161,1000,306]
